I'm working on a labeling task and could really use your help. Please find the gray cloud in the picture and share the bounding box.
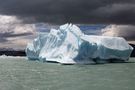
[0,0,135,24]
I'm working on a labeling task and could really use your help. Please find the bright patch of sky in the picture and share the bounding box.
[78,25,106,35]
[35,23,107,35]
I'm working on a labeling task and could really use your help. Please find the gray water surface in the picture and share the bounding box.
[0,57,135,90]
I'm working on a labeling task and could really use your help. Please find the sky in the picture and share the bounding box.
[0,0,135,50]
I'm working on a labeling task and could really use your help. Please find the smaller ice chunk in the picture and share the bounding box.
[26,23,133,64]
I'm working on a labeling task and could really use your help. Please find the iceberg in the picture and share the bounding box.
[26,24,133,64]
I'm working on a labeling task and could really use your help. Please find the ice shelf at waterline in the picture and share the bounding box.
[26,24,133,64]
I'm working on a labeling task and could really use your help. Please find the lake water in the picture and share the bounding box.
[0,56,135,90]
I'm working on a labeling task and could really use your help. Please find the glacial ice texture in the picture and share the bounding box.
[26,24,133,64]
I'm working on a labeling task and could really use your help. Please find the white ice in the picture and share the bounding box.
[26,24,133,64]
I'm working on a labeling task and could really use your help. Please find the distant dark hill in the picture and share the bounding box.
[129,44,135,57]
[0,44,134,57]
[0,50,26,56]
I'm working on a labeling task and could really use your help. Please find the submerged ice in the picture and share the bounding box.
[26,24,133,64]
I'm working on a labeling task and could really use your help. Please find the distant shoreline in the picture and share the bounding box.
[0,44,134,57]
[129,44,135,57]
[0,50,26,56]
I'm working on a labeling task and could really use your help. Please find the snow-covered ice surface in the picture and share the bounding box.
[26,24,133,64]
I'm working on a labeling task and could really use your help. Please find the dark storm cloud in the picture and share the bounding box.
[0,0,135,24]
[0,32,33,38]
[0,32,33,42]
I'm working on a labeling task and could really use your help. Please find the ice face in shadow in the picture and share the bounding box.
[26,24,133,64]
